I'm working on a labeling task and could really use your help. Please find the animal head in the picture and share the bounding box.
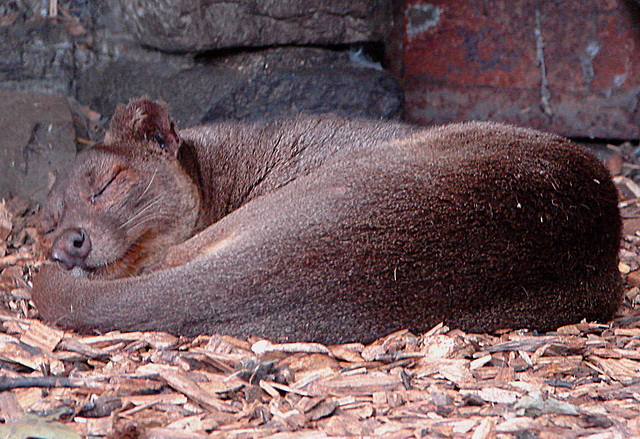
[38,98,201,278]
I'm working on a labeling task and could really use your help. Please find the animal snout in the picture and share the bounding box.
[51,228,92,270]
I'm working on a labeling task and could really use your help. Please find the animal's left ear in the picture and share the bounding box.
[104,97,181,156]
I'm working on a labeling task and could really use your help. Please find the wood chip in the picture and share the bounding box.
[80,331,178,350]
[471,417,495,439]
[314,373,402,396]
[252,340,331,356]
[0,334,63,373]
[0,200,11,241]
[122,393,188,409]
[149,364,239,413]
[56,338,111,360]
[0,248,32,268]
[328,344,364,362]
[258,380,280,398]
[460,387,520,405]
[469,354,492,370]
[20,320,64,353]
[12,387,42,411]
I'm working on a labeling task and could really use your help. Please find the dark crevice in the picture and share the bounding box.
[191,42,386,65]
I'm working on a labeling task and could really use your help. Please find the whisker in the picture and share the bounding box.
[124,213,176,230]
[119,210,177,232]
[139,167,159,201]
[118,198,164,229]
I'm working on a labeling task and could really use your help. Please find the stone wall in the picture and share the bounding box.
[2,0,403,125]
[0,0,402,202]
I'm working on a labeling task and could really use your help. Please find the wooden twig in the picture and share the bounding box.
[0,375,83,391]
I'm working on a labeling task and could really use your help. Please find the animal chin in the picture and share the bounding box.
[90,230,160,279]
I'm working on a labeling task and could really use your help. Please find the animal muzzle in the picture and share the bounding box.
[51,228,92,270]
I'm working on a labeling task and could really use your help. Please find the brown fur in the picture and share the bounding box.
[32,98,623,344]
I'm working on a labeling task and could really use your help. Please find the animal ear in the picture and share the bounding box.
[104,97,180,155]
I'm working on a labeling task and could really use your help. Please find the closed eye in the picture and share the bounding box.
[90,170,121,203]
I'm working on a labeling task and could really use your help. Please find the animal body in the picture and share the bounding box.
[32,98,622,344]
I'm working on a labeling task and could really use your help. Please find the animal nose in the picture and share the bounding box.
[51,228,92,270]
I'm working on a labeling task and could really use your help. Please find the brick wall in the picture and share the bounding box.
[389,0,640,139]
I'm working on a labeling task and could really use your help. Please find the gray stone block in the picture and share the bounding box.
[0,92,77,203]
[0,21,75,95]
[76,47,405,127]
[118,0,392,52]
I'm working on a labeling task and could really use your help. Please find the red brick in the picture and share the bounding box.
[391,0,640,139]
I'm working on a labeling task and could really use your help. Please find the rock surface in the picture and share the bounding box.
[0,20,75,95]
[119,0,392,52]
[0,92,77,203]
[76,47,405,126]
[1,0,403,126]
